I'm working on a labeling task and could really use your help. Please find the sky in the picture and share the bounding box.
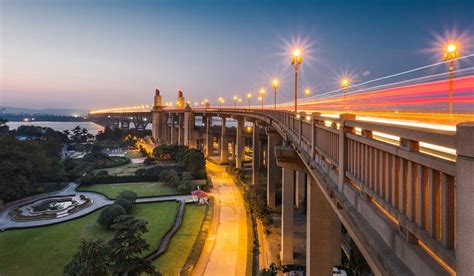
[1,0,473,110]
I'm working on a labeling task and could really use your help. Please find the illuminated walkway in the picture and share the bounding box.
[193,162,248,276]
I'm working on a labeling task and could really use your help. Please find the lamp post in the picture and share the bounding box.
[204,99,210,109]
[238,98,242,106]
[259,88,266,109]
[218,97,224,109]
[258,96,263,109]
[291,49,303,112]
[340,78,350,110]
[247,93,252,110]
[233,96,238,109]
[272,79,279,110]
[443,43,460,114]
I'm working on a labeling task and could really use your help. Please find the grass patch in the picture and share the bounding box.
[0,201,178,276]
[95,162,149,176]
[153,204,207,275]
[78,182,179,198]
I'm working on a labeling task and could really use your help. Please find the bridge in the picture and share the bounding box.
[89,89,474,276]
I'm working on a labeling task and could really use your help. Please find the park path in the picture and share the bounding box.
[0,182,192,230]
[192,162,248,276]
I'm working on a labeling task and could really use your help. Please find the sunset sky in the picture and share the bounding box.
[1,0,473,110]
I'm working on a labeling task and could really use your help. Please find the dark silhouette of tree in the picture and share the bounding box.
[107,216,156,275]
[64,239,108,276]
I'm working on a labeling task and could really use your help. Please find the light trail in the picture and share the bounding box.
[299,53,474,101]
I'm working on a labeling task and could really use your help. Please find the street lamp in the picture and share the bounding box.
[233,96,238,109]
[304,88,311,97]
[259,88,266,109]
[340,78,350,110]
[443,43,460,114]
[272,79,279,110]
[204,99,210,109]
[218,97,224,109]
[238,98,242,106]
[258,96,263,109]
[247,93,252,110]
[291,49,303,112]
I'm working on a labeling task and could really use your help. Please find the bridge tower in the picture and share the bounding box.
[177,89,185,109]
[151,88,165,142]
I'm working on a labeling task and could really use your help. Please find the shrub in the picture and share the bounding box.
[96,170,109,176]
[117,190,137,203]
[177,173,194,193]
[178,149,205,173]
[114,198,133,213]
[159,169,180,187]
[135,168,147,176]
[143,156,157,166]
[97,204,126,228]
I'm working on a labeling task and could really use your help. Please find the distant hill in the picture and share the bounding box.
[1,106,88,116]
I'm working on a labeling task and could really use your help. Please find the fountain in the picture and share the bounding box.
[10,194,93,221]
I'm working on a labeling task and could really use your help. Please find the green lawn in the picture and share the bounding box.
[95,162,149,176]
[0,201,178,276]
[78,182,179,198]
[153,204,207,274]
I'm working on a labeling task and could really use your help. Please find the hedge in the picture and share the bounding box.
[95,156,130,169]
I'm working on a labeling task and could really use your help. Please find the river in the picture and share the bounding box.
[6,121,104,134]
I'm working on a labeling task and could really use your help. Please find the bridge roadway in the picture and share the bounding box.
[90,105,474,276]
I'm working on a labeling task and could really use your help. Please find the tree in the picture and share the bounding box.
[179,149,205,173]
[117,190,137,203]
[159,169,180,187]
[114,198,133,213]
[97,204,126,228]
[0,136,65,202]
[64,239,108,276]
[107,216,156,275]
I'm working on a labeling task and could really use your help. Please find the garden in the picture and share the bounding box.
[0,201,178,275]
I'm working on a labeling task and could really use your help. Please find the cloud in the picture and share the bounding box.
[362,70,371,76]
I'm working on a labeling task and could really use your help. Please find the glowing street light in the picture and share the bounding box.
[291,48,303,112]
[304,88,311,96]
[233,96,239,109]
[218,97,224,109]
[259,88,266,109]
[204,99,210,109]
[340,78,350,110]
[258,96,264,109]
[247,93,252,110]
[443,43,460,114]
[272,79,279,110]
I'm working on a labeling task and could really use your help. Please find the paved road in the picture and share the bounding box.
[193,162,248,276]
[0,182,192,230]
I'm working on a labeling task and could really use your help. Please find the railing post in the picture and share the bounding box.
[455,122,474,275]
[311,112,321,160]
[338,114,355,191]
[298,112,304,144]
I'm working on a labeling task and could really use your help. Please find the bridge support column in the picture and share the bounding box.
[205,116,213,156]
[235,118,244,169]
[252,121,261,184]
[338,114,355,191]
[295,171,305,209]
[220,117,228,164]
[184,107,195,148]
[281,167,295,264]
[456,122,474,275]
[170,115,177,145]
[151,110,162,142]
[266,130,281,209]
[178,114,184,146]
[306,177,335,276]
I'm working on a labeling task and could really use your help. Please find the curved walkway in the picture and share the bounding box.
[192,162,248,276]
[0,182,192,230]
